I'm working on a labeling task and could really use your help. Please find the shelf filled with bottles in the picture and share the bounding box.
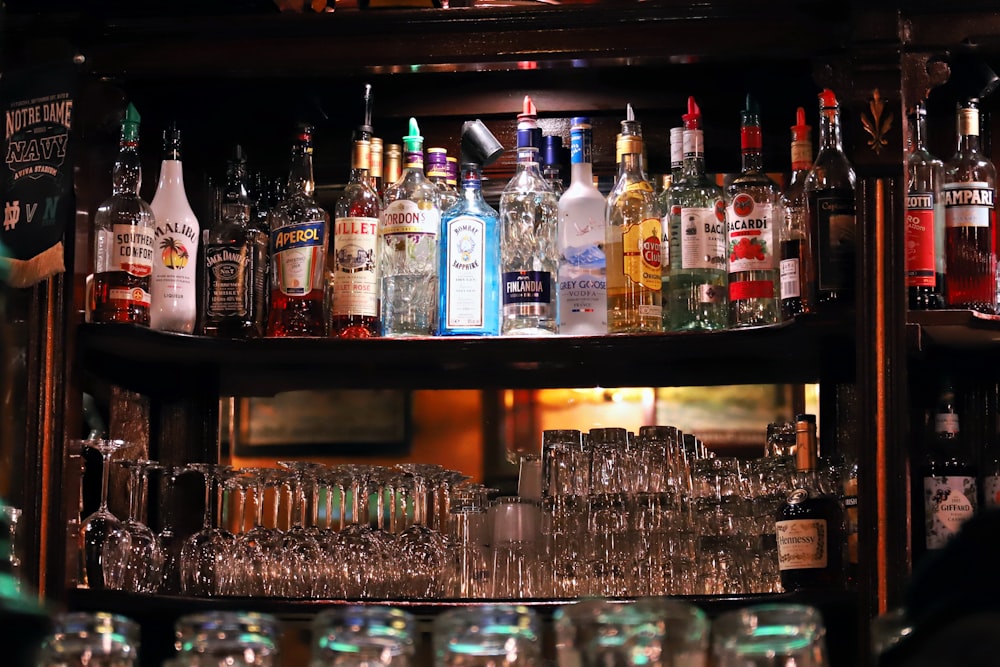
[76,314,854,396]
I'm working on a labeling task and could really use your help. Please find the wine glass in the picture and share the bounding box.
[180,463,234,596]
[274,461,324,598]
[395,463,449,599]
[102,459,164,593]
[74,438,127,589]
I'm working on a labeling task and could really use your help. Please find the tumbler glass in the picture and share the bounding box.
[433,605,541,667]
[712,603,828,667]
[174,611,279,667]
[311,606,415,667]
[38,612,140,667]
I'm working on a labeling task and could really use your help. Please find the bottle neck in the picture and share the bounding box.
[461,166,483,200]
[741,124,764,173]
[619,152,644,178]
[682,128,705,177]
[570,128,595,186]
[790,139,813,173]
[911,113,929,154]
[287,143,315,197]
[113,140,142,197]
[516,146,541,170]
[403,149,425,174]
[819,106,843,152]
[220,165,250,223]
[157,156,186,189]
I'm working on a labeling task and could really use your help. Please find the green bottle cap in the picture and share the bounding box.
[121,103,141,142]
[403,117,422,153]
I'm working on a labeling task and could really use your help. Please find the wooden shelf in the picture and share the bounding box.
[908,309,1000,351]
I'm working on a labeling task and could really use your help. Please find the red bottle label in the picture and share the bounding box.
[905,192,936,287]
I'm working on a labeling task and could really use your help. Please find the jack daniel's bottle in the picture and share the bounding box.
[775,414,844,591]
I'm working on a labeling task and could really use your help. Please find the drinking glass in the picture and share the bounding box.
[395,463,448,599]
[157,465,189,594]
[633,597,711,667]
[871,607,913,661]
[73,438,127,589]
[334,464,391,599]
[713,603,829,667]
[274,461,325,597]
[236,467,283,596]
[180,463,234,596]
[102,458,164,593]
[433,605,541,667]
[311,606,415,667]
[38,612,140,667]
[489,496,542,599]
[174,611,279,666]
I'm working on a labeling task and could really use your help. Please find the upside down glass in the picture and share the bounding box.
[174,611,280,667]
[712,603,829,667]
[311,606,415,667]
[39,612,140,667]
[433,605,541,667]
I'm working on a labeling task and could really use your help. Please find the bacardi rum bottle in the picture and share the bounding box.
[943,98,997,314]
[499,96,559,335]
[150,122,200,333]
[380,118,441,337]
[779,107,815,320]
[906,103,946,310]
[557,117,607,335]
[331,138,381,337]
[726,95,781,327]
[804,89,857,307]
[606,104,662,333]
[667,97,728,331]
[92,103,155,326]
[266,124,329,337]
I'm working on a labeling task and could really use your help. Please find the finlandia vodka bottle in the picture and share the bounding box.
[943,99,997,314]
[668,96,728,331]
[906,102,946,310]
[150,122,200,333]
[439,162,500,336]
[557,117,607,335]
[726,95,781,327]
[92,103,155,325]
[266,123,329,337]
[804,89,857,308]
[606,104,662,333]
[779,107,815,320]
[380,117,441,336]
[659,126,685,328]
[499,96,559,335]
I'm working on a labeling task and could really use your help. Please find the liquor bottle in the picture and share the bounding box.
[668,96,728,332]
[266,123,329,337]
[775,413,845,591]
[438,161,500,336]
[331,138,381,338]
[982,415,1000,511]
[380,118,441,337]
[726,95,782,327]
[149,122,200,334]
[779,107,816,320]
[384,143,402,188]
[556,117,607,336]
[427,147,459,213]
[201,145,268,338]
[92,103,155,325]
[446,156,459,195]
[499,96,560,335]
[943,98,997,314]
[921,378,977,553]
[906,103,946,310]
[842,457,859,586]
[804,89,857,307]
[659,126,685,328]
[543,135,566,197]
[370,137,384,197]
[606,104,662,333]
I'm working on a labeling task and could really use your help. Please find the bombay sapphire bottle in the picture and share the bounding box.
[438,162,500,336]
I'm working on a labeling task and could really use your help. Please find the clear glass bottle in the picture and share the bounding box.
[92,103,155,326]
[804,89,857,307]
[499,95,560,335]
[543,134,566,197]
[659,126,685,329]
[438,161,501,336]
[384,143,402,188]
[726,95,782,327]
[201,145,267,338]
[266,123,329,337]
[427,147,460,213]
[943,98,997,314]
[557,116,607,335]
[779,107,815,320]
[331,138,381,338]
[380,118,441,337]
[668,96,728,332]
[906,103,946,310]
[150,122,200,333]
[369,136,384,197]
[606,103,662,333]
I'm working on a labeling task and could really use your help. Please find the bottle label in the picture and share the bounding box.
[780,258,801,299]
[727,197,777,272]
[108,223,155,277]
[680,205,726,271]
[935,412,959,435]
[985,475,1000,511]
[444,214,488,328]
[152,218,199,319]
[814,192,856,291]
[333,216,379,318]
[622,217,662,290]
[923,475,976,549]
[775,518,828,570]
[204,243,251,318]
[906,192,937,287]
[570,128,592,165]
[503,270,551,308]
[381,199,439,236]
[943,182,994,228]
[270,219,325,296]
[843,475,859,567]
[107,286,151,306]
[682,129,704,159]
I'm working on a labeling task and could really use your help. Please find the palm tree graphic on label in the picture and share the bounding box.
[159,237,189,270]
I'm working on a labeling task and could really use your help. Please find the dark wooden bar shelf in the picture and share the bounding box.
[908,309,1000,351]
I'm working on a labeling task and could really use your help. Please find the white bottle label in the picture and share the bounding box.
[271,220,325,297]
[775,518,828,570]
[726,197,777,272]
[106,223,154,277]
[333,216,379,318]
[558,193,607,335]
[680,205,726,271]
[780,258,801,299]
[444,214,487,328]
[151,216,200,332]
[943,182,994,228]
[923,475,976,550]
[381,199,440,236]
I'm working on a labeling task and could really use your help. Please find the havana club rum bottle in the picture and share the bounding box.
[266,124,329,337]
[92,103,155,325]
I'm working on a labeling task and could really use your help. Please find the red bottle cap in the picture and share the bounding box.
[818,89,838,109]
[682,96,701,129]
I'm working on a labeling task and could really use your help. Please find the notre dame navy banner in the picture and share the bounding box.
[1,65,78,287]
